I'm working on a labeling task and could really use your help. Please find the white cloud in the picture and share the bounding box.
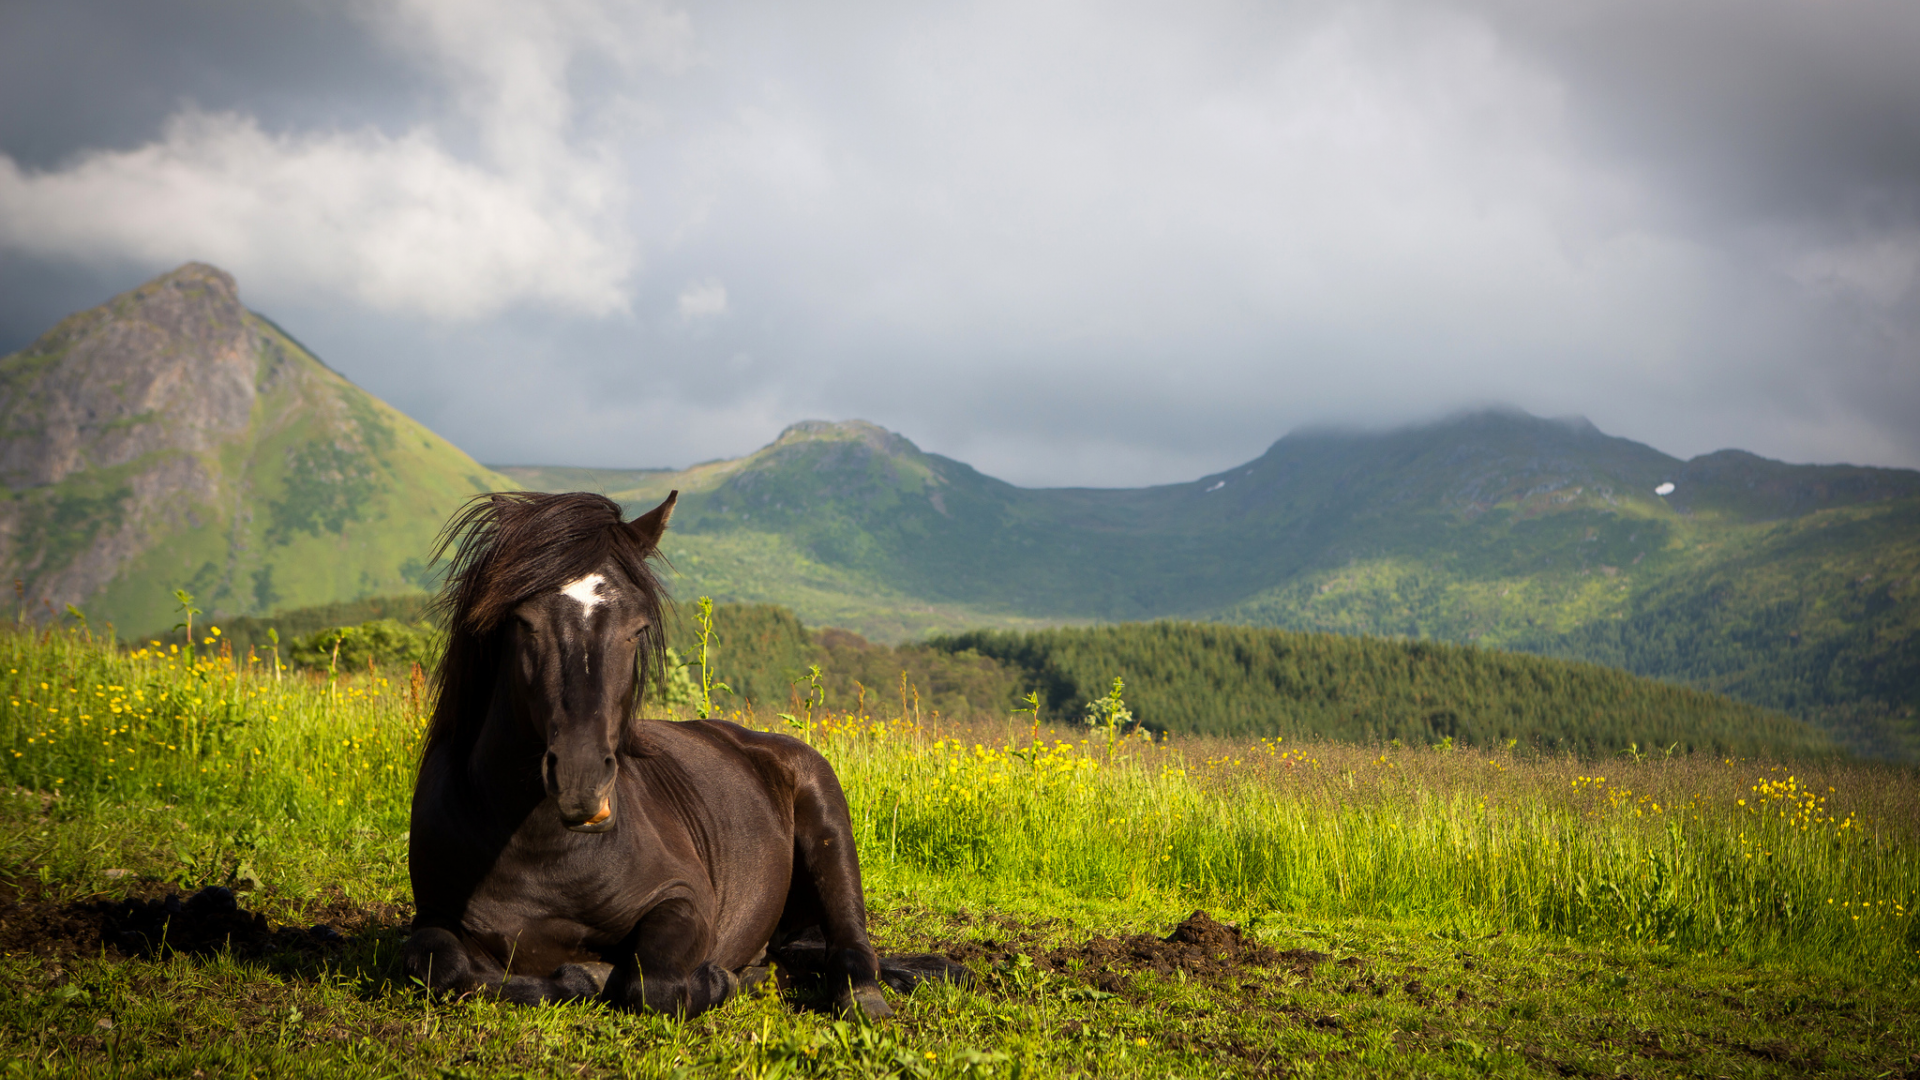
[3,0,1917,480]
[677,277,727,319]
[0,0,701,319]
[0,110,630,319]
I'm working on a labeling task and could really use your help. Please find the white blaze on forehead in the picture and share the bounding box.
[559,573,608,616]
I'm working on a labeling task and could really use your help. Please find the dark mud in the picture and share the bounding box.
[948,909,1332,993]
[932,911,1339,1078]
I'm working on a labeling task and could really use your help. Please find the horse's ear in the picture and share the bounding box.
[627,490,678,549]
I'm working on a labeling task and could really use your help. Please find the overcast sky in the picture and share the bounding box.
[2,0,1916,486]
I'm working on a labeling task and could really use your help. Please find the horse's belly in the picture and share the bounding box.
[462,887,645,976]
[470,916,610,977]
[710,891,785,970]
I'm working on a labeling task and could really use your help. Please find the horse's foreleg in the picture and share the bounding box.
[403,926,602,1005]
[404,925,488,996]
[791,758,890,1018]
[608,897,736,1018]
[496,964,605,1005]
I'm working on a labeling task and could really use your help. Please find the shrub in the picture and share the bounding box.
[288,618,442,672]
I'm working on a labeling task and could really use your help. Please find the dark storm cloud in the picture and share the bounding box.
[0,0,1914,486]
[1491,1,1920,229]
[1491,0,1920,474]
[0,1,432,170]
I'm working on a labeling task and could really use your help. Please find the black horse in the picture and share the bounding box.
[402,490,897,1017]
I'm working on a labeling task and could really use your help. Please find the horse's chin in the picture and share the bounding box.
[562,797,616,833]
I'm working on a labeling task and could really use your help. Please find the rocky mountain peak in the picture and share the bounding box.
[772,419,921,458]
[0,263,511,633]
[0,262,258,487]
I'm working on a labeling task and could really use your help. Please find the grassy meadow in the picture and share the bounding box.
[0,623,1916,1077]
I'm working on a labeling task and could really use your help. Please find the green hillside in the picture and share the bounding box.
[639,602,1826,759]
[1526,498,1920,761]
[495,414,1918,756]
[0,264,518,637]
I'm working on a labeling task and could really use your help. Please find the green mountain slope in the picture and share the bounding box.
[499,414,1919,756]
[17,269,1899,755]
[0,264,516,636]
[1526,499,1920,760]
[499,425,1078,640]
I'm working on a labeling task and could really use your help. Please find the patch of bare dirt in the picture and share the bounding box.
[948,910,1332,993]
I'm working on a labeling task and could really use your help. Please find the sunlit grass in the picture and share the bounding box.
[1,628,420,840]
[820,714,1919,974]
[2,625,1915,979]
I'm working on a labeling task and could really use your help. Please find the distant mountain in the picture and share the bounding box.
[8,265,1904,751]
[0,263,514,636]
[499,413,1920,757]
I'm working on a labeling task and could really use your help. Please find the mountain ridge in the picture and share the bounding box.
[499,410,1920,624]
[500,413,1919,756]
[2,266,1910,755]
[0,263,516,635]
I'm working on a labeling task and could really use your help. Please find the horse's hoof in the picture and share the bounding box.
[736,963,775,992]
[835,984,893,1020]
[552,963,610,998]
[574,962,615,993]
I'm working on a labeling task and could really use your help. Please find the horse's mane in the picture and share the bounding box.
[422,491,670,758]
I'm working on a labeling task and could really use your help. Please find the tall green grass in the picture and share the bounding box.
[837,721,1918,971]
[0,628,418,836]
[2,626,1914,978]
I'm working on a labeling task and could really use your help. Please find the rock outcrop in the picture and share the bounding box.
[0,263,256,487]
[0,263,511,635]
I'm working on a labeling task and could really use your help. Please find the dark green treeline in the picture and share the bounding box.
[672,606,1831,758]
[142,594,434,662]
[664,604,1020,721]
[172,594,1834,758]
[934,623,1834,758]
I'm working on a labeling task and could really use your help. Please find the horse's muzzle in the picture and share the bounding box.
[563,793,616,833]
[547,745,618,832]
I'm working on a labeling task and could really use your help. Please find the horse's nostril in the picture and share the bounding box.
[603,755,615,769]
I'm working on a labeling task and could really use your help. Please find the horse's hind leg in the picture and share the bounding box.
[496,965,603,1005]
[788,752,890,1018]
